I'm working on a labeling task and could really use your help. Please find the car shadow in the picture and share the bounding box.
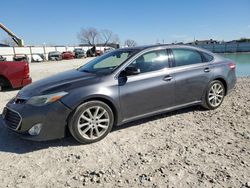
[0,105,204,154]
[0,124,79,154]
[0,87,20,92]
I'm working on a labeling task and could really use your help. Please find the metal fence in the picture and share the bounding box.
[193,42,250,53]
[1,43,250,61]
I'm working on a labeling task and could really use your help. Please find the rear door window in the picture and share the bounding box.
[172,49,203,67]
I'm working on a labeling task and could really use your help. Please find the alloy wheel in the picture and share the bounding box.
[77,106,110,140]
[208,83,224,107]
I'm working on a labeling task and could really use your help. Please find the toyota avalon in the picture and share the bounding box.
[1,45,236,143]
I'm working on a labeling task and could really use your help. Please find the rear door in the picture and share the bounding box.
[168,48,213,105]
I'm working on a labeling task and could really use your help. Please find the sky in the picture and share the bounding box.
[1,0,250,46]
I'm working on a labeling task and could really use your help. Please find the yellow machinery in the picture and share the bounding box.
[0,23,24,47]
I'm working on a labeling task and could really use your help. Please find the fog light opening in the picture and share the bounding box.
[28,123,42,136]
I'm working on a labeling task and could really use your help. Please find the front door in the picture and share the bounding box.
[118,49,175,120]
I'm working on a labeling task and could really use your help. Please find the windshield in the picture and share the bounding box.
[78,49,137,74]
[50,51,60,55]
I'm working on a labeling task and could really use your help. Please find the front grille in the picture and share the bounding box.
[3,108,22,130]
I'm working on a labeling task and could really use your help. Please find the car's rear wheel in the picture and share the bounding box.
[203,80,225,110]
[68,101,114,144]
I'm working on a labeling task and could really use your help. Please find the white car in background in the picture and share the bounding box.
[31,54,45,62]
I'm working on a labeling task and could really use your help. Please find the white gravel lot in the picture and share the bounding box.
[0,59,249,187]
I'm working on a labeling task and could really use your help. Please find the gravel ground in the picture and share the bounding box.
[0,59,249,188]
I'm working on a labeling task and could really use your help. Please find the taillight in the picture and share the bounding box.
[24,63,30,78]
[228,62,236,70]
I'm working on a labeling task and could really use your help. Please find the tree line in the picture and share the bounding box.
[77,27,137,47]
[0,27,138,47]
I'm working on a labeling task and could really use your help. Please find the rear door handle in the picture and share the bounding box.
[163,75,173,81]
[204,67,210,72]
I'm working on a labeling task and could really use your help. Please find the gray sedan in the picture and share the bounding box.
[1,45,236,143]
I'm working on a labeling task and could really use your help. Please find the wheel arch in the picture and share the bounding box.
[67,95,120,129]
[201,77,228,110]
[0,75,12,88]
[213,77,228,95]
[84,97,119,125]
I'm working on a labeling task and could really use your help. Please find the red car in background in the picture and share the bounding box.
[0,61,32,91]
[61,51,75,60]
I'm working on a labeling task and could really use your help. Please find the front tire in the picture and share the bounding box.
[68,101,114,144]
[203,80,225,110]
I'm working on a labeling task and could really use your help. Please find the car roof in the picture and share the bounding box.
[49,51,60,53]
[120,44,214,54]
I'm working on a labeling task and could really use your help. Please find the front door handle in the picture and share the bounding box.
[204,67,210,72]
[163,75,173,81]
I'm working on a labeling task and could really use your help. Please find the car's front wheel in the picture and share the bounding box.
[68,101,114,144]
[203,80,225,110]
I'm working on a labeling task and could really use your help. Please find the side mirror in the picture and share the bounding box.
[124,66,140,76]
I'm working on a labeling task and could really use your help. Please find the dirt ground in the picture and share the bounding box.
[0,59,249,188]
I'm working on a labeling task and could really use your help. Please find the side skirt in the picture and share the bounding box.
[117,101,202,126]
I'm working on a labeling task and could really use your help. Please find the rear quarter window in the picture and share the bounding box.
[202,52,214,62]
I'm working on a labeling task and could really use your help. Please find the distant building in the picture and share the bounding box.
[187,39,219,45]
[170,42,184,45]
[0,43,10,47]
[225,40,237,44]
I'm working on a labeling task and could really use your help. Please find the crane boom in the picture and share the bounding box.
[0,23,24,47]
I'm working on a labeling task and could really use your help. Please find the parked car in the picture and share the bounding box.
[104,47,114,53]
[31,53,45,62]
[0,55,6,61]
[48,51,62,61]
[0,61,32,91]
[73,48,86,58]
[1,45,236,143]
[86,46,96,57]
[13,54,29,62]
[95,50,103,56]
[61,51,75,60]
[86,46,103,57]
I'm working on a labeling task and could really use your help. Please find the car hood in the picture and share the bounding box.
[18,69,100,97]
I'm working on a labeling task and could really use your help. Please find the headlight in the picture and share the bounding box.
[27,91,68,106]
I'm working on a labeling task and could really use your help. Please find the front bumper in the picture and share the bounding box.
[1,100,71,141]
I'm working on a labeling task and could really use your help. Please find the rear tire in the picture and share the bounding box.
[203,80,225,110]
[68,101,114,144]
